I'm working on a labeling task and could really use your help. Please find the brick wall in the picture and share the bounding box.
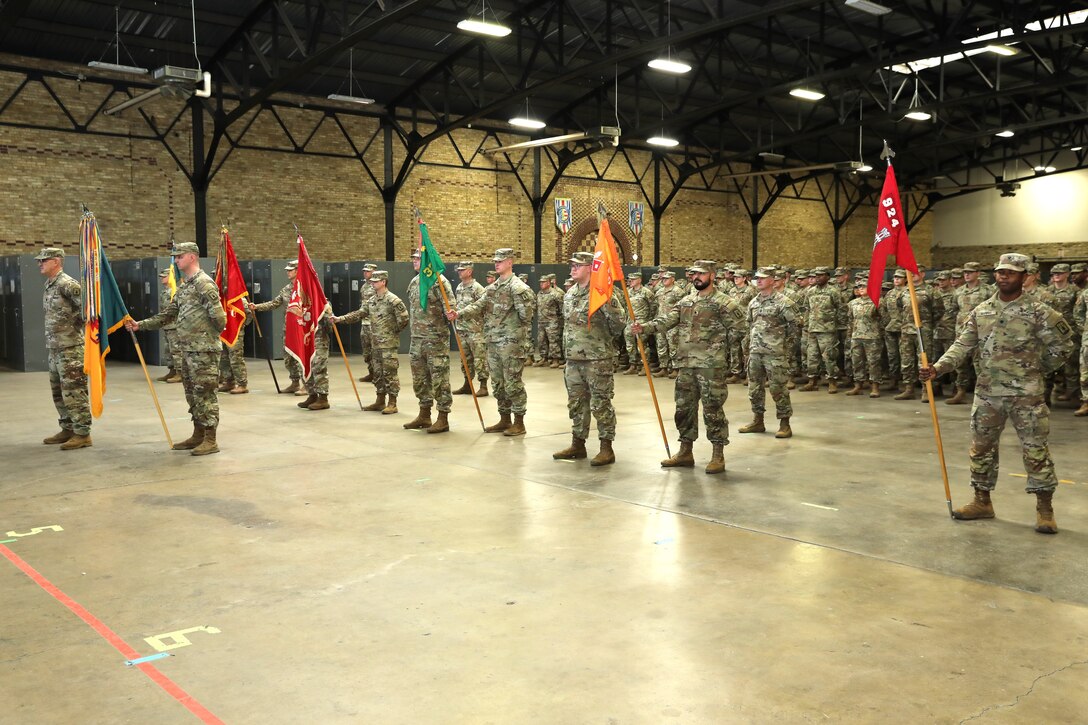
[1,52,930,270]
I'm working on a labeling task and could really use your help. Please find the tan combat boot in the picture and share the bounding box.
[156,370,174,382]
[549,360,562,369]
[845,382,864,396]
[230,385,248,394]
[738,414,765,434]
[403,405,432,429]
[43,429,73,445]
[653,369,669,378]
[869,382,881,398]
[452,379,471,395]
[827,379,839,394]
[800,378,818,391]
[1074,402,1088,417]
[952,487,995,520]
[362,393,386,411]
[1035,490,1058,534]
[192,426,219,456]
[623,365,638,375]
[281,380,301,394]
[217,381,232,392]
[60,434,93,450]
[705,443,725,474]
[297,393,317,409]
[553,436,587,460]
[590,440,615,466]
[894,384,917,400]
[165,372,183,383]
[382,395,399,415]
[476,380,489,397]
[504,414,526,436]
[426,411,450,434]
[484,413,512,433]
[668,370,678,379]
[308,394,329,410]
[660,441,695,468]
[945,387,968,405]
[775,417,793,439]
[359,371,374,383]
[172,423,204,450]
[725,374,742,384]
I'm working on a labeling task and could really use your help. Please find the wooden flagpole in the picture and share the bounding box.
[128,329,174,448]
[330,320,364,410]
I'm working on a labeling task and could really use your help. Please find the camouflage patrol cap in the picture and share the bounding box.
[492,247,516,261]
[158,268,170,278]
[660,271,675,279]
[696,259,717,271]
[853,279,866,287]
[455,260,474,271]
[485,269,498,279]
[783,265,795,274]
[564,277,574,285]
[893,269,907,278]
[774,270,787,280]
[962,262,982,272]
[994,253,1029,272]
[34,247,64,260]
[882,280,893,290]
[517,273,529,282]
[363,263,378,271]
[1026,261,1040,274]
[369,270,389,282]
[950,267,964,278]
[834,266,848,276]
[935,271,950,280]
[1050,263,1071,274]
[170,241,200,256]
[285,260,298,271]
[754,267,775,278]
[650,272,660,280]
[811,266,831,276]
[570,251,594,266]
[410,249,422,259]
[734,268,751,277]
[688,261,711,274]
[657,265,669,272]
[794,268,808,277]
[627,272,642,281]
[1071,262,1087,273]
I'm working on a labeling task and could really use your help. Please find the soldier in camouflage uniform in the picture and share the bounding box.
[357,263,378,383]
[404,249,455,433]
[738,267,796,438]
[447,248,535,436]
[655,271,687,379]
[156,269,182,383]
[552,251,627,465]
[881,271,906,390]
[1044,263,1079,402]
[922,253,1073,534]
[846,281,883,397]
[726,268,756,383]
[332,270,407,414]
[37,247,92,450]
[622,272,654,375]
[801,267,844,393]
[453,261,489,397]
[535,274,564,367]
[1076,284,1088,416]
[633,262,745,474]
[128,242,227,456]
[247,261,304,396]
[945,261,994,404]
[217,315,250,394]
[932,271,958,395]
[894,269,935,401]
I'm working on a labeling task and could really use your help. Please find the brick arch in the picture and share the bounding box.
[562,216,633,263]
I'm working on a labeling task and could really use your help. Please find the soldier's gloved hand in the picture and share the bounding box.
[918,364,937,382]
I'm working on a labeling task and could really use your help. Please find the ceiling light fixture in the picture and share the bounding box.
[647,136,679,147]
[985,44,1018,56]
[1071,146,1083,151]
[995,129,1015,138]
[88,7,148,75]
[903,77,932,121]
[327,94,375,105]
[855,100,873,172]
[647,0,691,74]
[88,61,149,75]
[789,87,825,101]
[905,110,932,121]
[457,1,511,37]
[1033,165,1056,173]
[844,0,892,16]
[509,98,545,129]
[327,48,375,105]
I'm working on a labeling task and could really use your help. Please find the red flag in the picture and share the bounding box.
[285,234,329,380]
[588,217,622,327]
[215,229,249,347]
[867,163,919,306]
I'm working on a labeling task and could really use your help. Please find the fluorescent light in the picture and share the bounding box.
[88,61,148,75]
[647,136,679,147]
[327,94,375,105]
[995,129,1015,138]
[456,18,511,37]
[509,117,546,130]
[1034,165,1056,173]
[905,110,932,121]
[844,0,892,16]
[857,163,873,172]
[790,87,825,101]
[1071,146,1083,151]
[985,44,1018,56]
[648,57,692,74]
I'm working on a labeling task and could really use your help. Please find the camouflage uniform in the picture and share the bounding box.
[457,273,535,416]
[159,284,182,373]
[218,319,249,388]
[897,280,935,385]
[303,314,332,396]
[359,269,377,379]
[933,286,1073,493]
[933,284,958,382]
[338,285,408,396]
[644,287,744,445]
[951,274,995,390]
[623,282,655,369]
[746,290,796,419]
[804,278,843,380]
[656,279,687,373]
[1077,288,1088,404]
[847,294,882,383]
[43,268,91,436]
[728,277,756,379]
[536,280,564,363]
[455,275,489,384]
[1044,277,1079,395]
[562,281,627,440]
[882,284,904,381]
[138,268,227,428]
[407,274,454,413]
[251,282,303,384]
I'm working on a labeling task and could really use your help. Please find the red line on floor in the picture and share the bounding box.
[0,544,224,725]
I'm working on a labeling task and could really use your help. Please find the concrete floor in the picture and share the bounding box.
[2,356,1087,724]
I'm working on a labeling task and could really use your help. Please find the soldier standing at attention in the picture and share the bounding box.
[127,242,227,456]
[156,269,183,383]
[453,261,489,397]
[446,248,535,436]
[535,274,563,367]
[895,268,935,401]
[921,253,1073,534]
[332,270,408,414]
[622,272,654,375]
[932,271,958,396]
[727,268,756,384]
[37,247,92,450]
[1045,263,1079,403]
[552,252,627,465]
[738,267,796,438]
[801,267,844,393]
[247,261,304,396]
[632,262,745,474]
[1076,283,1088,417]
[845,281,883,398]
[550,274,566,365]
[404,249,455,433]
[217,315,250,395]
[881,271,906,391]
[357,263,377,383]
[945,261,993,405]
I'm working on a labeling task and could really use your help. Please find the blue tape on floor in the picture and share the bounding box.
[125,652,172,667]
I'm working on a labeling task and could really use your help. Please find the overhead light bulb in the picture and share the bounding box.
[1071,146,1083,151]
[327,94,375,105]
[844,0,892,16]
[857,163,873,172]
[789,87,825,101]
[456,18,512,37]
[647,136,679,148]
[509,117,545,129]
[1034,165,1056,173]
[648,57,692,74]
[88,61,149,75]
[995,129,1015,138]
[905,110,932,121]
[985,44,1018,56]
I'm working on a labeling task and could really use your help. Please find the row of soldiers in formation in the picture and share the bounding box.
[37,241,1084,533]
